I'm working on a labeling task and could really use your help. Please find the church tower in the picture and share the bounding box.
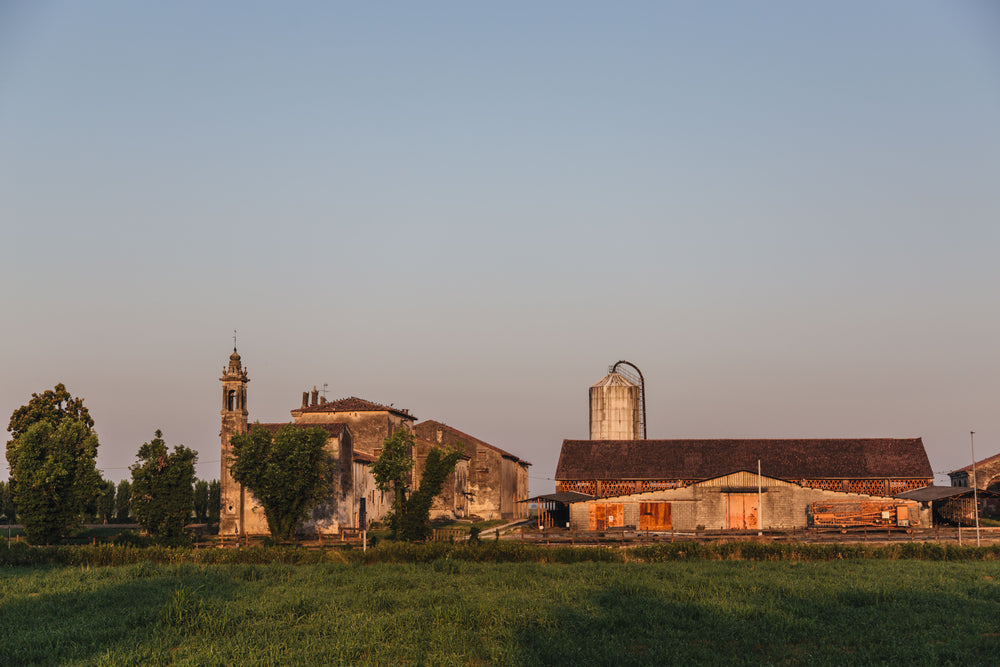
[219,347,249,537]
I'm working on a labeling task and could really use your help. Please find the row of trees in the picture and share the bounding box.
[0,477,220,526]
[7,384,464,545]
[4,384,219,544]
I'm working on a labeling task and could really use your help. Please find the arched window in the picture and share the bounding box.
[227,389,236,411]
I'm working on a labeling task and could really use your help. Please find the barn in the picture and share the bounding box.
[555,438,934,531]
[566,470,927,532]
[556,438,933,498]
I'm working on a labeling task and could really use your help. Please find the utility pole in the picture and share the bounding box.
[971,431,981,547]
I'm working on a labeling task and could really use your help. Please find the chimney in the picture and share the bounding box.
[311,386,319,406]
[302,392,308,408]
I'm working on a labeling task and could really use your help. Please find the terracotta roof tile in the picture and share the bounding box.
[297,396,415,420]
[555,439,932,482]
[413,420,530,466]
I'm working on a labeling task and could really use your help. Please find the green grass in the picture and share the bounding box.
[1,560,998,665]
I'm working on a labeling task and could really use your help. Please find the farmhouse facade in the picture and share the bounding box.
[219,349,529,537]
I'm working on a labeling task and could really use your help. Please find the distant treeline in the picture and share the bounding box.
[0,478,219,526]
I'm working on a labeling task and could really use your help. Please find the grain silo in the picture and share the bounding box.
[589,361,645,440]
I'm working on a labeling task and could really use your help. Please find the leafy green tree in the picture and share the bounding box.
[372,427,415,537]
[0,481,15,524]
[229,424,330,541]
[115,479,132,523]
[130,430,197,544]
[399,446,464,541]
[373,427,463,541]
[96,479,116,524]
[193,479,209,523]
[7,418,101,544]
[7,383,94,444]
[207,479,220,524]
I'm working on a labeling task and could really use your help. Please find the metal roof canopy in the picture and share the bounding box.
[519,492,595,504]
[894,485,1000,502]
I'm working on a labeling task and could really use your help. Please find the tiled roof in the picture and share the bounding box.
[297,396,415,420]
[254,422,348,437]
[353,451,377,464]
[950,451,1000,474]
[413,420,530,466]
[555,439,932,482]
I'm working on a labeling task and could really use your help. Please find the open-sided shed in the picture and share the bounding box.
[567,471,930,531]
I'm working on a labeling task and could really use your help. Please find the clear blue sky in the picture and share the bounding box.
[2,2,999,491]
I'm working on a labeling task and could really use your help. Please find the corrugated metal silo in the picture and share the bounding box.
[589,371,641,440]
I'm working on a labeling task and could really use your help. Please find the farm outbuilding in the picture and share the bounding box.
[567,471,929,531]
[894,485,1000,526]
[556,438,934,498]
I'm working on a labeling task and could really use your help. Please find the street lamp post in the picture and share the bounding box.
[971,431,981,547]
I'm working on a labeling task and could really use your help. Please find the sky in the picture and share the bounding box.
[1,2,999,492]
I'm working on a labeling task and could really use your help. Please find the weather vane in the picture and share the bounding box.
[233,329,237,350]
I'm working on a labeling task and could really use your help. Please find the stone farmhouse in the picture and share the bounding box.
[219,349,529,538]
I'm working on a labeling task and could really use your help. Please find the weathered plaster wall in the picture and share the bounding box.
[569,472,930,531]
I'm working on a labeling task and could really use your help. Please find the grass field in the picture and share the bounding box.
[1,559,998,665]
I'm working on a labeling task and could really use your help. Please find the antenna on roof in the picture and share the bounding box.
[321,383,328,399]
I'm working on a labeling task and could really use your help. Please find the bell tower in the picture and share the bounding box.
[220,346,249,537]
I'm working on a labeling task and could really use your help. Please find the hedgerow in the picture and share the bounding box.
[2,539,999,567]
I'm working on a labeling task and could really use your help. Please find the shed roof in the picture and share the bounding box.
[555,438,933,482]
[353,451,377,464]
[894,485,1000,502]
[520,492,595,504]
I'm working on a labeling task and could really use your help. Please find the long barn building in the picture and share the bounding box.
[555,438,934,498]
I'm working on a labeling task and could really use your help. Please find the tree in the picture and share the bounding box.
[7,418,101,544]
[0,481,15,524]
[193,479,209,523]
[130,430,197,544]
[96,479,116,524]
[7,383,93,444]
[115,479,132,523]
[371,427,414,537]
[373,427,463,541]
[207,480,220,524]
[229,424,330,541]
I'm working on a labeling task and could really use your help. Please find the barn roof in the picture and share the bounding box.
[555,439,933,482]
